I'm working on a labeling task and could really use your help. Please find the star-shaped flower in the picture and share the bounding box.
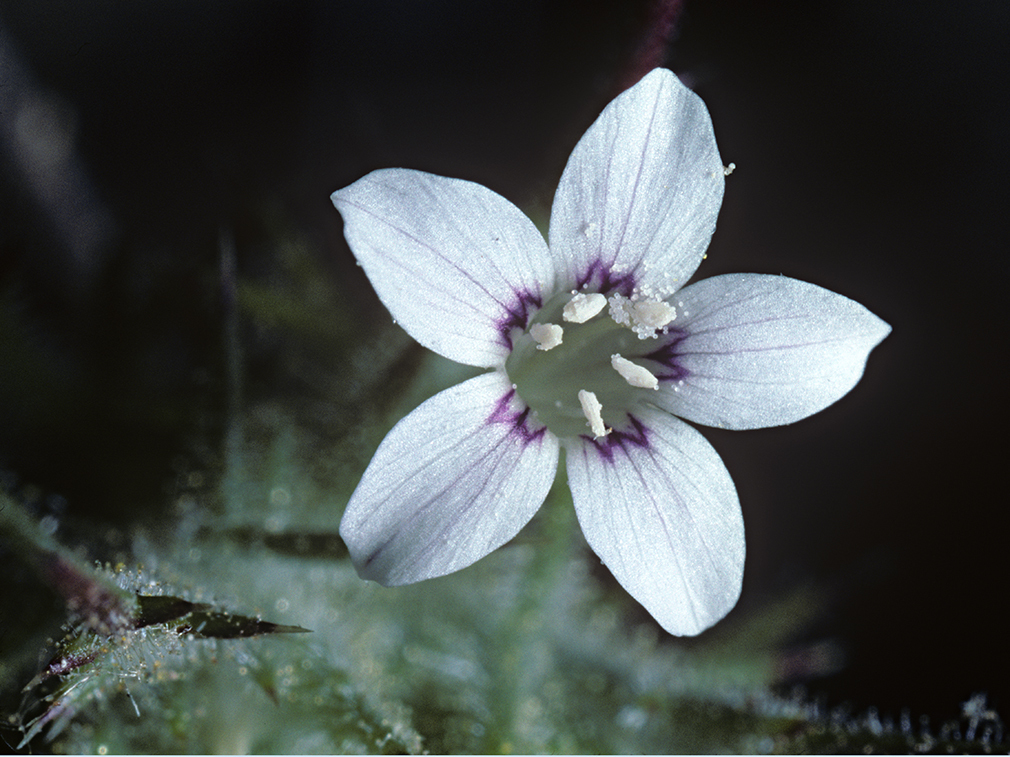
[331,68,890,635]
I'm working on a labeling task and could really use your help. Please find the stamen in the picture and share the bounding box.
[611,354,659,390]
[563,292,607,323]
[530,322,563,351]
[577,389,609,438]
[608,293,676,339]
[630,300,676,330]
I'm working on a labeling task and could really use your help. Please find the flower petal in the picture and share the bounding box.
[549,68,724,294]
[565,408,744,636]
[339,371,560,585]
[655,273,891,430]
[332,169,557,367]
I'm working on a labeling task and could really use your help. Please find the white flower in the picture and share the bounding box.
[331,68,890,636]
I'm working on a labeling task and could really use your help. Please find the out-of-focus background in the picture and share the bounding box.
[1,0,1006,752]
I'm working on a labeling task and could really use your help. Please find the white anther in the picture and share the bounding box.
[609,294,676,339]
[723,162,736,176]
[630,300,676,330]
[530,322,563,350]
[611,354,658,390]
[563,292,607,323]
[577,390,609,438]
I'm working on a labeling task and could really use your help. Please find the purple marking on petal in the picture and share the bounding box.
[644,328,691,382]
[487,389,548,445]
[575,259,637,296]
[496,289,542,350]
[584,414,650,463]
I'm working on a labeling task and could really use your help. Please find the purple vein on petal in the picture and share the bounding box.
[576,258,637,296]
[585,414,651,463]
[643,328,691,382]
[495,289,542,350]
[487,388,548,446]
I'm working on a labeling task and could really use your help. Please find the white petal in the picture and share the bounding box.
[654,274,891,430]
[339,372,560,585]
[549,68,724,295]
[565,408,744,636]
[332,169,557,367]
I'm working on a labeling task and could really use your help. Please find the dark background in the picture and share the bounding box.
[1,0,1006,728]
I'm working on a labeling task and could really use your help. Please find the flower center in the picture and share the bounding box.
[504,287,676,439]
